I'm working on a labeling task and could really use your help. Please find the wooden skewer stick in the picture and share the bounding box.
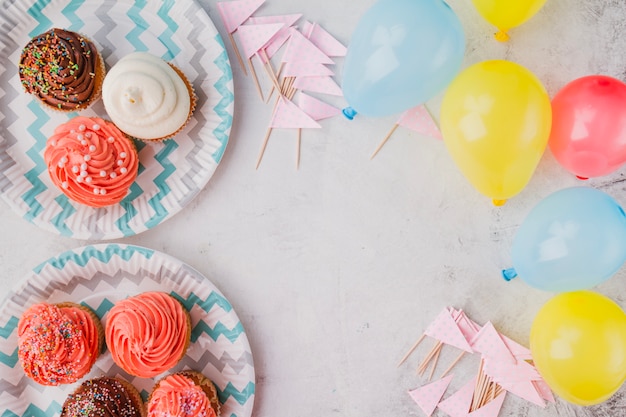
[248,58,264,101]
[296,128,302,169]
[228,32,248,76]
[259,50,283,96]
[370,124,399,159]
[256,97,282,169]
[439,350,465,379]
[417,341,442,375]
[428,343,443,381]
[266,62,285,103]
[397,334,425,367]
[470,358,485,412]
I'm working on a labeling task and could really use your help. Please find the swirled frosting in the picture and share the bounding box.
[18,303,101,386]
[61,377,143,417]
[148,374,217,417]
[19,28,101,111]
[44,116,138,208]
[105,292,191,378]
[102,52,192,140]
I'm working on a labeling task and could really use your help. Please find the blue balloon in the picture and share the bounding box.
[503,187,626,292]
[341,0,465,118]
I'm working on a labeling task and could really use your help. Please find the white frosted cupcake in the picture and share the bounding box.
[102,52,195,141]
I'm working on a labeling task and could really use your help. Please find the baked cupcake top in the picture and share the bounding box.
[61,377,143,417]
[17,302,101,386]
[44,116,138,208]
[105,292,191,378]
[19,28,101,111]
[147,373,218,417]
[102,52,192,140]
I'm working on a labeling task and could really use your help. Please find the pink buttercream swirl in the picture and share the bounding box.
[18,303,100,385]
[148,374,217,417]
[44,116,138,207]
[105,292,190,378]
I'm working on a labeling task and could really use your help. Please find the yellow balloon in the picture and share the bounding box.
[530,291,626,406]
[471,0,549,41]
[440,60,551,205]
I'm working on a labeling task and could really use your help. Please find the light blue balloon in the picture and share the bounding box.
[341,0,465,118]
[503,187,626,292]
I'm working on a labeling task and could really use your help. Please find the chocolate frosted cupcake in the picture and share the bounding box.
[18,28,105,111]
[61,376,146,417]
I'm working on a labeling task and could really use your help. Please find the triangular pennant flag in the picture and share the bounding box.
[424,309,473,353]
[269,97,322,129]
[217,0,265,33]
[453,311,482,343]
[283,61,334,77]
[282,27,334,64]
[262,27,292,62]
[408,375,454,417]
[297,93,341,121]
[467,391,506,417]
[497,380,545,407]
[396,105,442,140]
[501,335,532,361]
[484,356,541,384]
[236,23,284,59]
[437,377,476,417]
[532,380,555,404]
[247,13,302,26]
[470,322,516,364]
[302,20,347,57]
[293,76,342,96]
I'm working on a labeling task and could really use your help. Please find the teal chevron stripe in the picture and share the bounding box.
[211,34,233,164]
[144,140,178,229]
[157,1,181,61]
[0,316,18,339]
[170,291,233,314]
[61,0,86,32]
[27,0,53,37]
[51,194,76,237]
[81,298,114,320]
[115,182,144,237]
[22,101,50,222]
[125,0,149,51]
[140,389,149,402]
[33,244,155,273]
[216,381,255,406]
[191,320,244,344]
[1,401,61,417]
[0,347,18,368]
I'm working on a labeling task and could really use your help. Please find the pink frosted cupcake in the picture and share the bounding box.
[105,292,191,378]
[17,302,103,386]
[44,116,138,207]
[147,371,221,417]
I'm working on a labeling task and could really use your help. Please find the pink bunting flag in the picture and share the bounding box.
[437,377,476,417]
[247,13,302,26]
[533,380,555,404]
[467,392,506,417]
[282,27,334,64]
[396,105,443,140]
[408,374,454,417]
[236,23,285,59]
[293,76,342,96]
[217,0,265,34]
[269,97,321,129]
[470,322,516,364]
[302,21,347,57]
[452,310,482,343]
[501,335,532,361]
[283,61,334,77]
[424,308,473,353]
[484,356,541,385]
[497,380,545,407]
[297,93,341,121]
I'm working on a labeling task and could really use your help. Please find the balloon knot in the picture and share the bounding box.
[492,199,507,206]
[576,175,589,180]
[342,107,358,120]
[502,268,518,281]
[494,30,510,42]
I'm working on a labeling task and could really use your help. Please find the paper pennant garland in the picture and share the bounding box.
[497,380,545,407]
[396,105,443,140]
[293,76,342,96]
[217,0,265,33]
[247,14,301,63]
[270,97,321,129]
[484,356,540,385]
[247,13,302,26]
[424,309,473,353]
[408,374,454,417]
[297,93,341,121]
[501,335,533,361]
[467,392,506,417]
[470,322,516,365]
[302,20,347,57]
[283,61,334,77]
[282,27,334,64]
[437,377,476,417]
[236,23,285,59]
[533,380,556,404]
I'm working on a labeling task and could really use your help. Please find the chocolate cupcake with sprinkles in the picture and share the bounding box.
[18,28,105,112]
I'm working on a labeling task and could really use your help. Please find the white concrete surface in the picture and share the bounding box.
[2,0,626,416]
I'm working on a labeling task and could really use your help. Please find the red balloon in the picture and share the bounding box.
[549,75,626,179]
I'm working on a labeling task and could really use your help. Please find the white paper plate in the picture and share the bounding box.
[0,0,234,240]
[0,244,255,417]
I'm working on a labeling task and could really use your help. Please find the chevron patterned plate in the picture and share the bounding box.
[0,244,255,417]
[0,0,234,240]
